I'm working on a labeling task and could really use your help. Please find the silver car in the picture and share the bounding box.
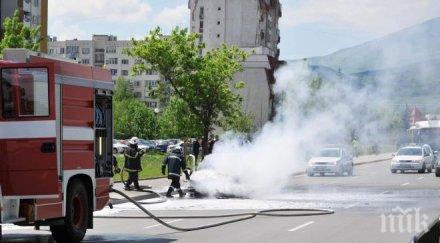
[391,145,433,173]
[307,147,354,176]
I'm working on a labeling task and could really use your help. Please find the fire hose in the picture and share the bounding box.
[94,188,335,232]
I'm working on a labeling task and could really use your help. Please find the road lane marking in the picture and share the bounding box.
[144,219,183,229]
[380,191,390,194]
[417,176,425,180]
[289,221,314,232]
[401,182,410,186]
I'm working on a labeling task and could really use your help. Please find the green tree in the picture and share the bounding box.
[114,76,134,101]
[0,10,41,54]
[158,97,203,139]
[113,76,159,139]
[114,99,158,139]
[126,27,248,154]
[219,111,254,134]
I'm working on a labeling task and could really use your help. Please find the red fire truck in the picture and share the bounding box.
[0,49,114,242]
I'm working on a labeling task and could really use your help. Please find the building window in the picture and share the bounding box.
[200,21,204,29]
[217,21,220,25]
[95,48,105,53]
[217,34,220,38]
[82,48,90,54]
[218,7,221,11]
[106,46,116,53]
[32,15,38,25]
[59,48,65,54]
[147,102,157,108]
[121,70,129,76]
[134,92,142,98]
[106,58,118,65]
[110,69,118,76]
[23,11,31,23]
[199,7,204,19]
[148,80,158,87]
[95,54,105,63]
[121,59,129,65]
[135,81,140,87]
[146,70,158,75]
[48,49,54,54]
[81,59,90,64]
[34,0,39,7]
[66,46,79,58]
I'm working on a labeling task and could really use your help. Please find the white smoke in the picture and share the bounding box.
[192,60,394,198]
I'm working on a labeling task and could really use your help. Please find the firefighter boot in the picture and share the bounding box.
[178,189,184,198]
[134,181,142,191]
[166,187,174,198]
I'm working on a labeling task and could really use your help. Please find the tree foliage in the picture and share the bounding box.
[158,97,203,139]
[126,27,249,153]
[219,111,254,134]
[113,76,158,139]
[114,76,134,101]
[114,99,158,139]
[0,10,41,54]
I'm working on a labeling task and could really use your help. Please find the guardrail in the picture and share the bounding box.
[412,217,440,243]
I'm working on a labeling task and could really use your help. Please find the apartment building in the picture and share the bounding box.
[48,35,162,108]
[188,0,282,128]
[0,0,48,52]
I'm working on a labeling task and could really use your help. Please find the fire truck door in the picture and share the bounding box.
[0,63,58,197]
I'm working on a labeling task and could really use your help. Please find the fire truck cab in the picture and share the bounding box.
[0,49,114,242]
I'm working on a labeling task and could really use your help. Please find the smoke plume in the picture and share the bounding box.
[191,60,398,198]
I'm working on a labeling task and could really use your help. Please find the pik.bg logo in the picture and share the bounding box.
[380,207,429,233]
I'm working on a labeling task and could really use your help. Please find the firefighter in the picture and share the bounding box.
[162,147,191,198]
[124,137,144,191]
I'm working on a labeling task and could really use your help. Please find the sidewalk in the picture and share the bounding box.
[109,153,393,203]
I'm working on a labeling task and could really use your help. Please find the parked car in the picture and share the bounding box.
[156,140,172,153]
[307,147,353,176]
[138,139,157,152]
[167,139,182,145]
[113,139,128,154]
[167,141,184,154]
[391,144,434,173]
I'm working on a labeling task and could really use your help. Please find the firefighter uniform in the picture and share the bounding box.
[162,148,190,198]
[124,138,143,191]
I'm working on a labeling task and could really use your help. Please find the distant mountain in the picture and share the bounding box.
[306,17,440,74]
[353,58,440,98]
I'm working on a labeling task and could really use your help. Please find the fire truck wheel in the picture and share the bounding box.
[51,179,89,243]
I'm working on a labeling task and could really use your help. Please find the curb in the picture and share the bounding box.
[353,157,392,166]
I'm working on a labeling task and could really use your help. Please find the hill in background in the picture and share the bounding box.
[289,17,440,111]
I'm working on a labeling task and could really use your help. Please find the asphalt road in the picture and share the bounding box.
[3,159,440,243]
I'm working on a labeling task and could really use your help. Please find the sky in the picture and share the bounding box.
[48,0,440,60]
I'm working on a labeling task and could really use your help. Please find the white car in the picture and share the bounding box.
[391,145,434,173]
[113,139,128,154]
[422,144,436,172]
[167,141,184,154]
[307,147,353,176]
